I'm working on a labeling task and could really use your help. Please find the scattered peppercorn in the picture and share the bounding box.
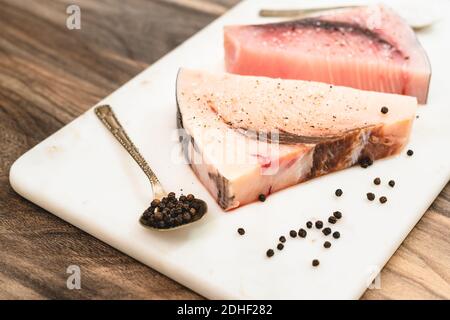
[315,220,323,229]
[381,106,389,114]
[324,241,331,248]
[379,196,387,204]
[237,228,245,235]
[335,189,343,197]
[312,259,320,267]
[333,211,342,219]
[277,243,284,251]
[359,156,373,168]
[333,231,340,239]
[306,221,313,229]
[367,192,375,201]
[322,227,331,236]
[407,149,414,156]
[289,230,297,238]
[279,236,286,243]
[373,177,381,185]
[388,180,395,187]
[328,216,337,224]
[266,249,274,258]
[258,194,266,202]
[298,228,307,238]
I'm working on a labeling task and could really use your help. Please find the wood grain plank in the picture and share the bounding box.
[362,203,450,299]
[0,0,448,299]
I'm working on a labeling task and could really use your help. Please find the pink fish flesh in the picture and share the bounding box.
[224,5,431,103]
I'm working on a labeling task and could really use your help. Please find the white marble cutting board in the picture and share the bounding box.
[9,0,450,299]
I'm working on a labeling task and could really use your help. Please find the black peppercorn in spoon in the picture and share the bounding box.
[95,105,207,231]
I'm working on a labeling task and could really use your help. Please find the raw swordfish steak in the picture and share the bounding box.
[224,4,431,104]
[176,69,417,210]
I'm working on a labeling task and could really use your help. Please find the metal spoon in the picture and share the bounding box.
[259,5,360,18]
[259,5,438,30]
[94,104,207,231]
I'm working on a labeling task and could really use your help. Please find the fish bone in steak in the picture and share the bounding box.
[224,4,431,103]
[176,69,417,210]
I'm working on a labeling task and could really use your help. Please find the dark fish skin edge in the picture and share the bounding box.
[236,126,373,145]
[176,69,234,210]
[250,17,405,59]
[176,70,407,209]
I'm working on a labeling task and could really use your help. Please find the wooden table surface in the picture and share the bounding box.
[0,0,449,300]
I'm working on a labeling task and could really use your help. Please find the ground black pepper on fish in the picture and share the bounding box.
[140,192,206,229]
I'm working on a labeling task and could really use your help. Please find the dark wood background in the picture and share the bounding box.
[0,0,449,299]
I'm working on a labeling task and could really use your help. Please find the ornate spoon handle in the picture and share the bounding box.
[94,105,166,199]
